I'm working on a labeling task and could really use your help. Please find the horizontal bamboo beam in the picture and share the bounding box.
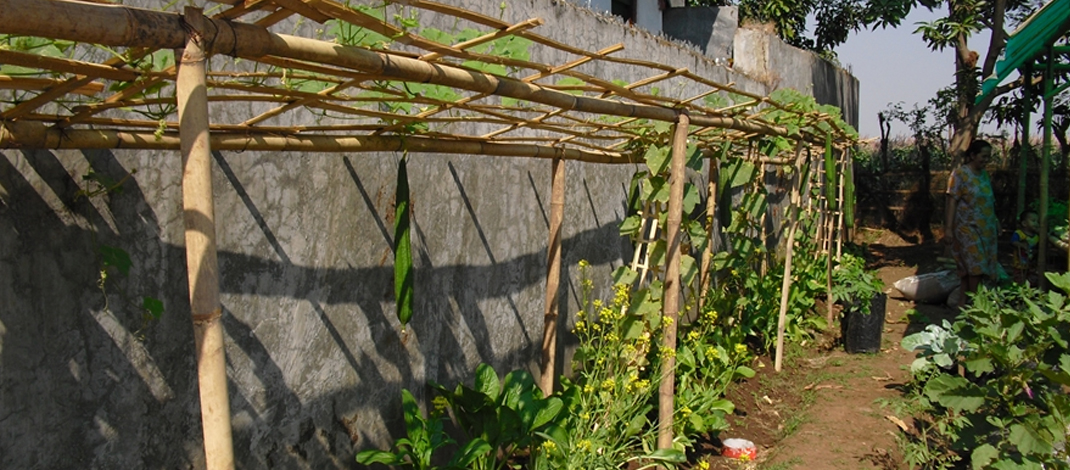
[0,0,813,141]
[0,119,635,164]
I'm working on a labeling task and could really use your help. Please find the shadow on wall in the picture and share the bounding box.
[0,148,626,469]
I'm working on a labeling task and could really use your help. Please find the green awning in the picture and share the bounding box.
[977,0,1070,103]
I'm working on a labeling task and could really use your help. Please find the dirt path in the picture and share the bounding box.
[703,228,955,470]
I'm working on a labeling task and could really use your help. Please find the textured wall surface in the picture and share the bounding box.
[0,1,857,469]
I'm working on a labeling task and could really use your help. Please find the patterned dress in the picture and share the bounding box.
[947,165,999,279]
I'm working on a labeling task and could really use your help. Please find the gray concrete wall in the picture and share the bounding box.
[0,1,857,469]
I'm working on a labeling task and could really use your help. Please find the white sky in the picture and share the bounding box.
[833,7,997,139]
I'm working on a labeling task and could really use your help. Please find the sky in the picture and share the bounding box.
[833,7,996,139]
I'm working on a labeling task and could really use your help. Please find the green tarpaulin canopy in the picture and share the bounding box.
[978,0,1070,103]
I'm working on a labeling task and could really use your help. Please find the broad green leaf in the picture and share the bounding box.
[734,366,756,378]
[963,357,993,375]
[719,158,756,190]
[450,438,492,467]
[685,143,703,171]
[644,144,671,175]
[1009,424,1054,455]
[680,254,698,287]
[645,448,686,463]
[394,159,414,328]
[925,375,985,412]
[1046,272,1070,294]
[1007,321,1025,343]
[99,244,132,276]
[678,345,695,368]
[475,363,501,400]
[142,297,164,319]
[623,408,649,437]
[620,214,642,236]
[622,316,645,340]
[356,449,402,465]
[707,399,735,413]
[613,266,639,286]
[970,444,998,470]
[682,183,701,214]
[532,397,563,429]
[400,389,423,439]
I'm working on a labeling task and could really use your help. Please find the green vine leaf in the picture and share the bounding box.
[99,244,132,276]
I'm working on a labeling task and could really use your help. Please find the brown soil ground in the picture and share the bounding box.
[692,227,959,470]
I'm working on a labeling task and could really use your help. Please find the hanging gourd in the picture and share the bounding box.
[394,157,414,330]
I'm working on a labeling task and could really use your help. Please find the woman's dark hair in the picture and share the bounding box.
[965,139,992,161]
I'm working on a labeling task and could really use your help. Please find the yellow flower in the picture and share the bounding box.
[592,299,603,309]
[623,344,637,357]
[704,309,719,322]
[680,405,692,416]
[580,412,590,421]
[578,259,589,268]
[613,284,629,305]
[660,346,676,359]
[706,346,720,359]
[583,384,594,394]
[606,332,620,343]
[662,315,674,326]
[578,439,593,452]
[574,320,586,333]
[735,343,748,355]
[541,440,557,453]
[687,331,700,342]
[432,396,450,413]
[697,460,710,470]
[600,378,616,390]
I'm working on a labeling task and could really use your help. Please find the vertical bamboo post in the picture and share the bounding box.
[1039,49,1053,286]
[657,111,689,452]
[835,150,847,258]
[539,155,566,396]
[1017,64,1032,219]
[775,142,806,372]
[178,8,234,470]
[699,150,719,311]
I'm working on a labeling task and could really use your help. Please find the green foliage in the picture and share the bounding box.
[356,389,489,470]
[394,158,413,330]
[430,364,564,470]
[899,278,1070,469]
[830,252,883,314]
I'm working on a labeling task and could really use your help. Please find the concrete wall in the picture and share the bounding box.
[0,1,858,469]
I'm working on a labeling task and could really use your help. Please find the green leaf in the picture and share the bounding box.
[685,143,704,171]
[1046,272,1070,294]
[645,448,686,463]
[734,366,756,378]
[400,389,423,439]
[970,443,998,470]
[394,159,414,328]
[475,363,501,400]
[644,145,671,176]
[1009,423,1054,455]
[620,214,642,236]
[1006,321,1025,343]
[963,357,994,376]
[532,397,563,429]
[356,449,401,465]
[707,399,735,413]
[99,244,132,276]
[554,76,586,95]
[613,266,639,286]
[623,409,648,437]
[449,438,492,467]
[680,254,698,287]
[924,375,985,412]
[142,297,164,319]
[682,183,701,214]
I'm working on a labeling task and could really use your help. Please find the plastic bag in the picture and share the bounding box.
[893,270,960,303]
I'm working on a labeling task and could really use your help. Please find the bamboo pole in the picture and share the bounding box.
[1018,64,1032,219]
[0,0,832,142]
[836,150,847,259]
[177,8,234,470]
[657,111,689,452]
[539,155,566,396]
[1039,49,1053,288]
[775,142,806,372]
[0,120,631,163]
[699,150,720,311]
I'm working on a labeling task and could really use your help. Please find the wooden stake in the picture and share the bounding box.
[657,111,689,451]
[177,8,234,470]
[775,143,806,372]
[539,155,566,396]
[699,149,720,311]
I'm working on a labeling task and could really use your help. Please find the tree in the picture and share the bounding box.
[912,0,1041,160]
[685,0,915,56]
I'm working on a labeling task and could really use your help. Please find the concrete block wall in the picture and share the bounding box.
[0,1,858,468]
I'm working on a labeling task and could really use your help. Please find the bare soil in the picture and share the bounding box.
[691,227,956,470]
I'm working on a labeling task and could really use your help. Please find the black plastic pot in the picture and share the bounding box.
[841,293,887,354]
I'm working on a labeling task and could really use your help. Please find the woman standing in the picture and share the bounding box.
[943,139,999,297]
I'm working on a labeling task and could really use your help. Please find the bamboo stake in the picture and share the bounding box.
[1040,50,1053,288]
[0,120,632,163]
[177,8,233,470]
[539,155,566,396]
[0,0,827,142]
[836,150,847,259]
[657,111,689,452]
[775,142,806,372]
[699,148,720,311]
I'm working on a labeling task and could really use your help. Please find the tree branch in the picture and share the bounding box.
[981,0,1007,78]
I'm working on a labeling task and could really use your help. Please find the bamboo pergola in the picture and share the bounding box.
[0,1,858,468]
